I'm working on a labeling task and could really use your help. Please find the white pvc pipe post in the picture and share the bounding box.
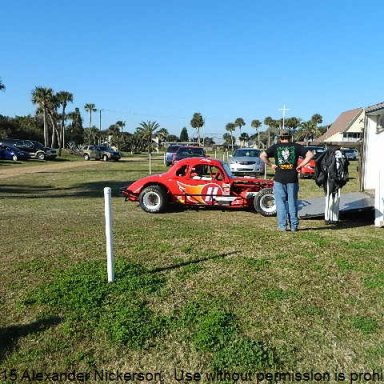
[104,187,114,282]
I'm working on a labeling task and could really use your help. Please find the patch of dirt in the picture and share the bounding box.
[0,160,102,180]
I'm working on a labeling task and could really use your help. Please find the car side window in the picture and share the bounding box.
[176,165,187,176]
[23,141,34,149]
[211,166,223,181]
[190,165,206,179]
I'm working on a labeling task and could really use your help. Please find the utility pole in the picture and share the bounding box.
[99,109,103,132]
[99,109,103,145]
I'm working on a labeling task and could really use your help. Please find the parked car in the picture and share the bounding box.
[304,145,326,156]
[164,144,181,166]
[0,144,29,161]
[120,157,276,216]
[172,146,206,164]
[82,145,121,161]
[298,146,326,178]
[228,148,265,176]
[341,148,358,160]
[0,138,58,160]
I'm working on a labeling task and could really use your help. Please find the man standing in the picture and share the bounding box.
[260,131,314,232]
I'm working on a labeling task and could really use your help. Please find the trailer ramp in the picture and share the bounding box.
[298,192,374,219]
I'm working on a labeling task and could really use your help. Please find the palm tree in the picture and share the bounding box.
[263,116,279,147]
[251,119,262,147]
[46,94,61,148]
[311,113,323,126]
[56,91,73,150]
[156,127,169,151]
[31,86,54,147]
[190,112,204,146]
[0,78,5,91]
[136,120,161,174]
[84,103,97,129]
[285,117,301,136]
[311,114,323,139]
[225,122,236,151]
[234,117,246,140]
[297,120,316,145]
[115,120,126,132]
[222,133,232,149]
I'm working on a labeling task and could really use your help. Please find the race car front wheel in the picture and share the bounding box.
[254,188,276,216]
[139,185,168,213]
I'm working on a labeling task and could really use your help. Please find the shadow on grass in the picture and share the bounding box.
[151,251,238,273]
[0,180,134,198]
[301,209,375,230]
[0,316,62,363]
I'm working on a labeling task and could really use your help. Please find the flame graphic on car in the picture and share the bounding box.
[176,181,222,205]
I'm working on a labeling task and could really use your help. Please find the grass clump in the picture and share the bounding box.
[102,302,167,349]
[364,272,384,290]
[174,300,280,371]
[212,337,278,371]
[352,316,379,334]
[24,260,166,349]
[193,309,238,351]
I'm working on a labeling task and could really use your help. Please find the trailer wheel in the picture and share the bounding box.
[254,188,276,216]
[139,185,168,213]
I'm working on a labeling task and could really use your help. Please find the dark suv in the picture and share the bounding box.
[172,146,206,165]
[0,138,58,160]
[164,145,181,166]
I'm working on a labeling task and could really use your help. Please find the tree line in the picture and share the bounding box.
[0,79,327,152]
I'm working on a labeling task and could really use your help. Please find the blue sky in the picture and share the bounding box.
[1,0,384,142]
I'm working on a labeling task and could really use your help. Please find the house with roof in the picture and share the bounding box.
[361,101,384,226]
[314,107,364,146]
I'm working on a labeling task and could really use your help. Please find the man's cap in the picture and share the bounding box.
[279,130,292,138]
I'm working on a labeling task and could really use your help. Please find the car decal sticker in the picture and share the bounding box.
[176,181,223,204]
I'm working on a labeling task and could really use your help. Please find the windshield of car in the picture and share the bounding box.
[30,141,44,149]
[222,162,234,178]
[167,145,180,153]
[177,147,205,156]
[233,149,260,157]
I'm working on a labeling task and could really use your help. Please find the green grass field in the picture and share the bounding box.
[0,154,382,383]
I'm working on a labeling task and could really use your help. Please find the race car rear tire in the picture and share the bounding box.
[254,188,276,216]
[139,185,168,213]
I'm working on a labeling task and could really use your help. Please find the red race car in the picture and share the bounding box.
[120,157,276,216]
